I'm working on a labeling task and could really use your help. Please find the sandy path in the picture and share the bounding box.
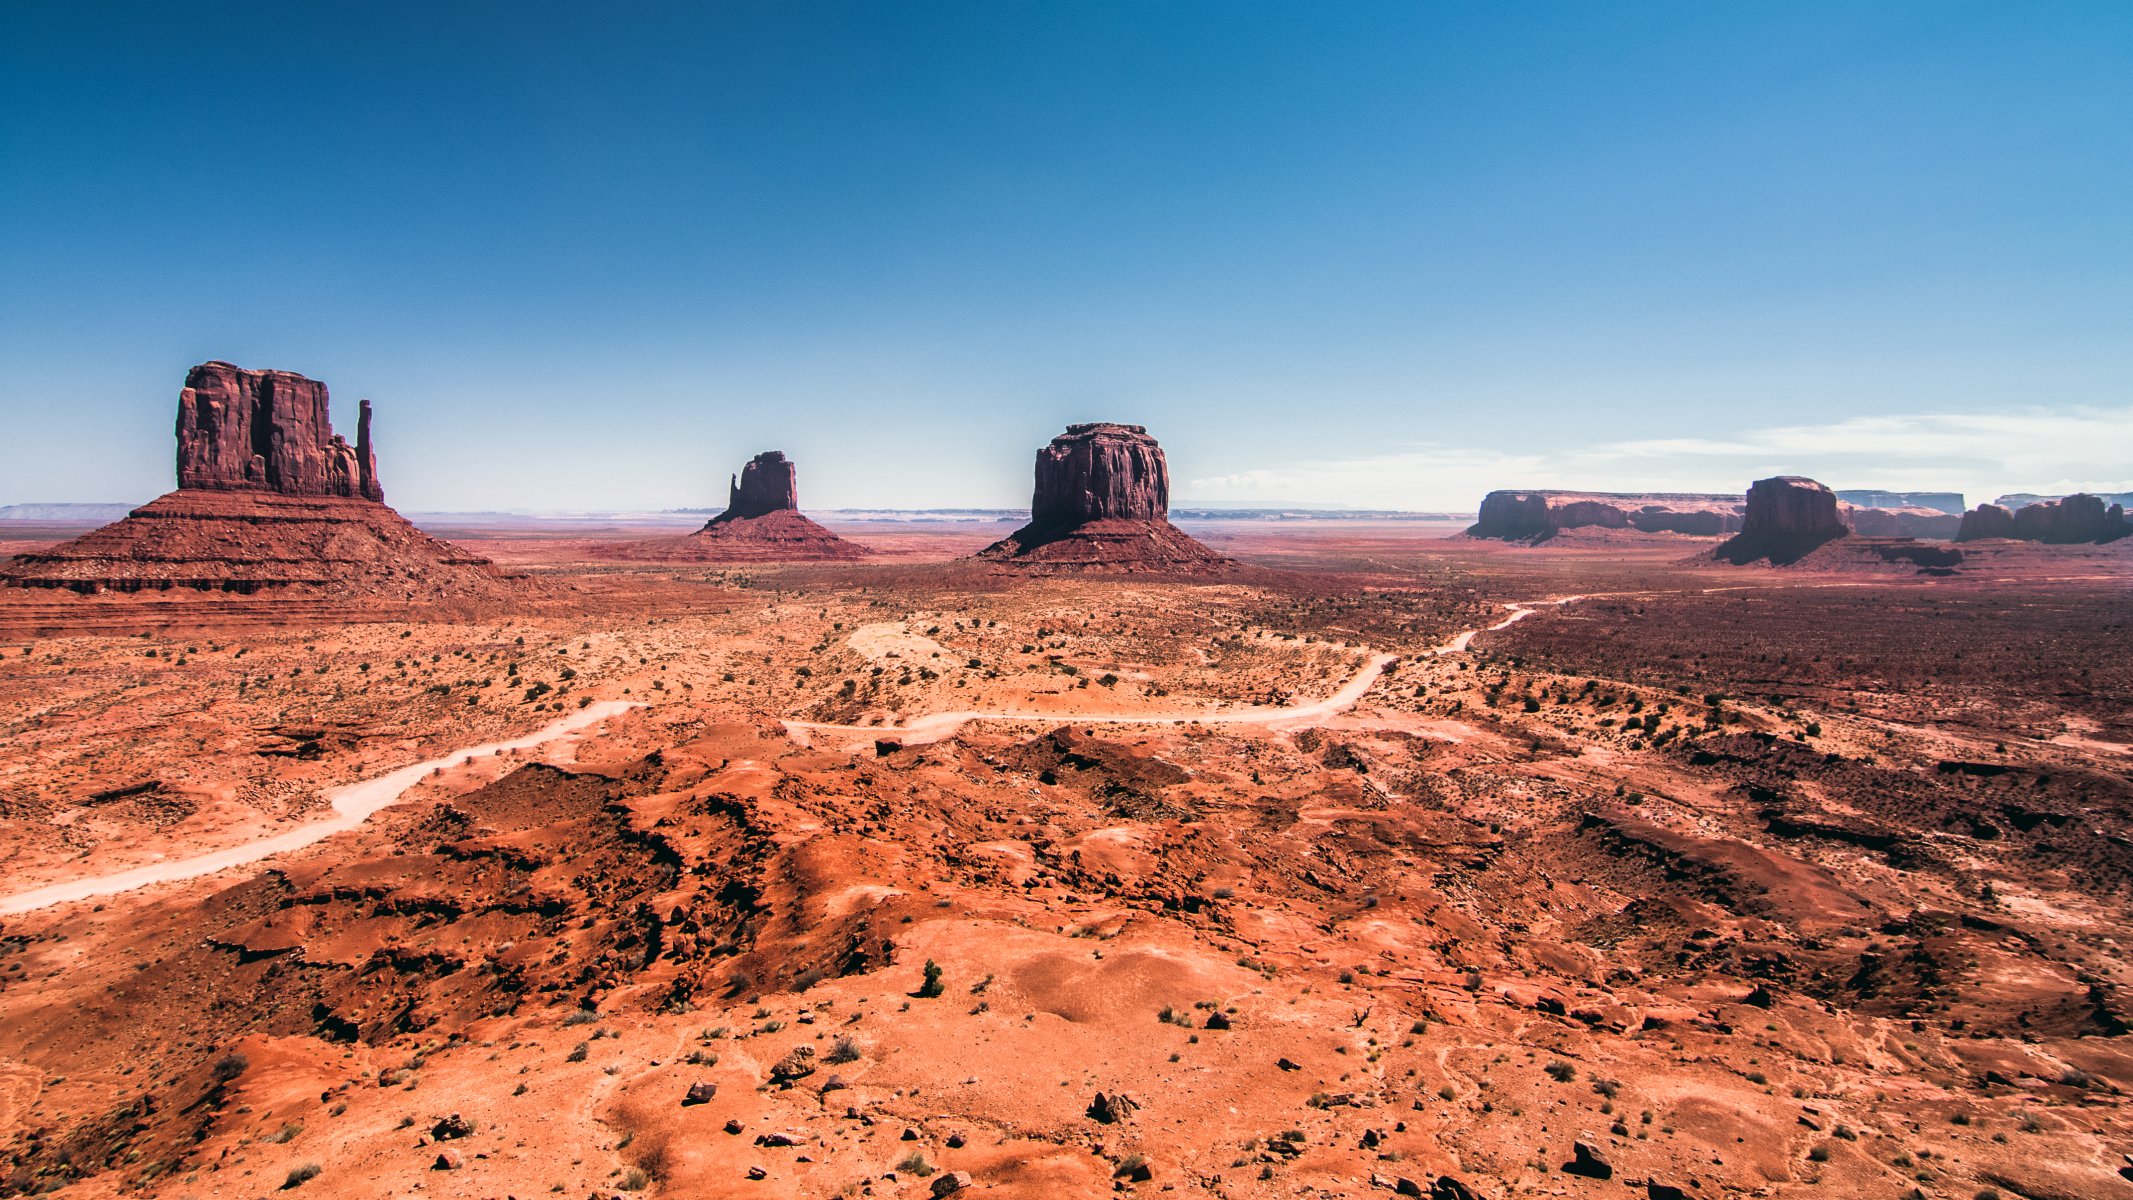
[786,596,1586,747]
[0,701,641,916]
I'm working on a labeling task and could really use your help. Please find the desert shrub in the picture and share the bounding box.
[281,1162,321,1189]
[916,960,944,998]
[1544,1061,1576,1083]
[826,1036,862,1064]
[896,1151,935,1177]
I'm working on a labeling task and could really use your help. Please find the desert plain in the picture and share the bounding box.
[2,518,2131,1200]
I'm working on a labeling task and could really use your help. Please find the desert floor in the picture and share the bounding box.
[2,520,2130,1200]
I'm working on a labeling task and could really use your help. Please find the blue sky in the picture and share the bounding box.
[3,2,2128,511]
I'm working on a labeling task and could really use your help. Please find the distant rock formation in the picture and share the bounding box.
[1957,493,2131,544]
[1994,491,2133,511]
[1835,489,1965,515]
[1842,504,1960,539]
[1713,476,1850,564]
[176,361,382,501]
[591,450,869,562]
[3,363,510,598]
[722,451,800,520]
[1467,491,1744,541]
[977,423,1228,571]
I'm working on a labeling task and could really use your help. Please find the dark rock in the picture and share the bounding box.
[1085,1091,1138,1123]
[930,1172,973,1197]
[1713,476,1850,564]
[1959,493,2131,544]
[1562,1140,1613,1179]
[724,451,798,518]
[1647,1183,1691,1200]
[1429,1177,1479,1200]
[682,1081,717,1106]
[431,1149,463,1170]
[430,1113,475,1141]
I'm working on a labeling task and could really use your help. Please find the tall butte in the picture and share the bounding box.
[2,362,509,598]
[1711,475,1852,565]
[594,450,869,561]
[976,422,1229,571]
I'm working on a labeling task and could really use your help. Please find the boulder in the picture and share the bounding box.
[1561,1140,1612,1179]
[977,423,1229,571]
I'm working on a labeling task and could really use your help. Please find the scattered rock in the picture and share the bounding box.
[1085,1091,1139,1123]
[430,1114,474,1141]
[682,1081,717,1105]
[1429,1177,1478,1200]
[930,1171,973,1197]
[1562,1140,1613,1179]
[431,1149,463,1171]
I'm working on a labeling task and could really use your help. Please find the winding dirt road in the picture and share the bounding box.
[786,596,1582,748]
[0,700,640,916]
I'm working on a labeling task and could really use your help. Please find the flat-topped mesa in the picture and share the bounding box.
[1958,493,2132,544]
[717,451,799,522]
[978,422,1228,571]
[1713,476,1851,565]
[175,361,382,501]
[1467,490,1745,541]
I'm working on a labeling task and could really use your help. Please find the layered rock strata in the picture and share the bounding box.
[1957,494,2131,544]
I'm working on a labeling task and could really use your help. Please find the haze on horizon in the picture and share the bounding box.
[2,2,2128,514]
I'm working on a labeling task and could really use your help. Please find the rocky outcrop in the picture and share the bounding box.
[1467,491,1744,541]
[721,451,799,520]
[3,363,512,598]
[175,362,382,501]
[1713,476,1850,564]
[977,424,1228,571]
[591,450,869,562]
[1958,493,2131,544]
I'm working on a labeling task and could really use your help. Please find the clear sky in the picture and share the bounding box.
[3,2,2128,512]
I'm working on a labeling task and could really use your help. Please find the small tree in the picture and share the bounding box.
[916,960,944,998]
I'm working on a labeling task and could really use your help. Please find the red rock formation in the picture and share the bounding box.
[1713,476,1850,564]
[1958,493,2131,544]
[1468,491,1745,541]
[591,450,870,562]
[721,451,799,520]
[1843,504,1961,539]
[175,362,382,501]
[977,424,1228,571]
[3,363,512,598]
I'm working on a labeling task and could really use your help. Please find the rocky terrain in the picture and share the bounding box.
[593,452,871,563]
[0,527,2129,1200]
[977,424,1229,572]
[1,364,514,601]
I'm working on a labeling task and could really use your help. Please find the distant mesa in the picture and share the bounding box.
[1957,493,2131,545]
[1835,489,1966,516]
[1994,490,2133,511]
[976,422,1230,572]
[2,362,511,598]
[1711,476,1852,565]
[591,450,870,562]
[1466,491,1745,541]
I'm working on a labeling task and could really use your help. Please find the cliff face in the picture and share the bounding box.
[174,362,382,501]
[721,451,800,521]
[1467,491,1744,541]
[1958,494,2132,544]
[1713,476,1851,565]
[978,423,1227,571]
[1029,423,1170,528]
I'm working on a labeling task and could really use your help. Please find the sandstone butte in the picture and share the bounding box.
[1468,488,1960,543]
[592,451,871,562]
[975,422,1230,572]
[1957,493,2133,545]
[0,362,511,598]
[1711,476,1853,565]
